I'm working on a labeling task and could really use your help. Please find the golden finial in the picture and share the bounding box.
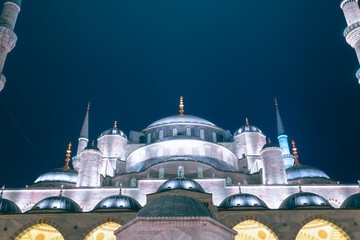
[268,138,271,144]
[275,97,278,106]
[63,142,72,170]
[87,102,90,111]
[179,96,184,116]
[246,118,249,126]
[91,140,95,146]
[292,140,300,166]
[114,121,117,129]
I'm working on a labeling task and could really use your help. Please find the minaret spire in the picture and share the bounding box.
[341,1,360,83]
[274,98,295,169]
[76,103,90,156]
[179,96,184,116]
[63,142,72,170]
[0,0,21,92]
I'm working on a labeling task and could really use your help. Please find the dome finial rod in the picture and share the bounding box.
[246,118,249,126]
[63,142,72,170]
[292,140,301,166]
[268,138,271,144]
[0,185,4,198]
[238,182,242,194]
[87,101,90,111]
[179,96,184,116]
[119,183,123,195]
[275,97,278,106]
[114,121,117,129]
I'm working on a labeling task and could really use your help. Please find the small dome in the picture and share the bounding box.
[84,142,100,151]
[147,115,216,128]
[286,165,330,181]
[340,193,360,209]
[31,196,82,212]
[93,195,142,211]
[100,128,127,139]
[262,142,280,150]
[279,192,332,209]
[234,125,263,136]
[156,177,205,193]
[34,168,78,184]
[219,193,268,209]
[138,194,215,219]
[0,198,21,214]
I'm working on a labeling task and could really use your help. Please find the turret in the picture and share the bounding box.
[72,103,90,171]
[341,0,360,83]
[76,141,102,187]
[275,99,295,169]
[0,0,21,92]
[97,121,128,177]
[260,141,287,185]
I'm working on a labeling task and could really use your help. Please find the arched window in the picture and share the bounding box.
[226,177,232,186]
[178,166,184,177]
[159,168,164,179]
[172,128,178,136]
[186,128,191,136]
[213,132,217,142]
[115,181,120,187]
[200,129,205,140]
[130,178,137,187]
[147,133,151,143]
[14,223,64,240]
[296,219,350,240]
[84,222,122,240]
[233,220,279,240]
[159,130,164,140]
[197,167,203,178]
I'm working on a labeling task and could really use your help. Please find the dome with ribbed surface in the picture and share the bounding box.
[147,115,216,128]
[31,196,82,212]
[0,198,21,214]
[234,125,263,136]
[100,128,127,139]
[219,193,268,209]
[340,193,360,209]
[286,165,330,181]
[156,177,205,193]
[93,195,141,211]
[138,194,215,219]
[34,168,78,184]
[279,192,332,209]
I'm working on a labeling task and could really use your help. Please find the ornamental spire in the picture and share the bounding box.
[179,96,184,116]
[275,98,286,136]
[292,140,300,166]
[79,102,90,139]
[114,121,117,129]
[63,142,72,170]
[246,118,249,126]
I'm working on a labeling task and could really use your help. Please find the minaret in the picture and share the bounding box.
[72,103,90,171]
[0,0,21,92]
[275,98,295,169]
[341,0,360,83]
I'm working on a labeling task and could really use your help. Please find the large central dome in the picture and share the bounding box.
[147,115,216,128]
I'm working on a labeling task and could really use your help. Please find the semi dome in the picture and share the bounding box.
[34,168,78,184]
[31,196,82,212]
[147,115,216,128]
[340,193,360,209]
[219,193,268,209]
[100,128,127,139]
[279,192,332,209]
[234,125,263,136]
[156,177,205,193]
[93,195,142,211]
[138,194,215,219]
[0,198,21,214]
[286,165,331,181]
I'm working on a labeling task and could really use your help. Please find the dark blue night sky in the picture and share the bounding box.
[0,0,359,187]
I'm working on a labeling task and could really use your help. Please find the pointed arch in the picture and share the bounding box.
[13,221,65,240]
[84,222,122,240]
[296,217,351,240]
[232,219,279,240]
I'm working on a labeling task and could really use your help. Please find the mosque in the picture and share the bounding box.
[0,0,360,240]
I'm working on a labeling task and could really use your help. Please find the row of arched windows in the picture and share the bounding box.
[146,129,219,143]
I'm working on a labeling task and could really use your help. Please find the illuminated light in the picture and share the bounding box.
[296,219,350,240]
[15,223,64,240]
[233,220,278,240]
[85,222,122,240]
